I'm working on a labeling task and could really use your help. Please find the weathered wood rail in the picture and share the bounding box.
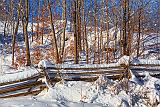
[41,62,160,87]
[40,63,129,87]
[0,74,42,86]
[130,63,160,78]
[0,80,46,98]
[0,73,46,98]
[0,89,44,98]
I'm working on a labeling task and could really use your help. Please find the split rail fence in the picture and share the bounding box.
[0,62,160,98]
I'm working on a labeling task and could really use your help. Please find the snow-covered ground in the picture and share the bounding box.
[0,96,105,107]
[0,49,160,107]
[0,19,160,107]
[0,72,160,107]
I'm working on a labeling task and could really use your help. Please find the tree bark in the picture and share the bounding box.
[137,7,141,58]
[106,0,109,63]
[23,0,31,66]
[127,0,131,56]
[122,0,127,55]
[31,0,34,42]
[82,0,89,64]
[60,0,67,61]
[77,0,81,53]
[11,1,21,66]
[93,0,97,64]
[47,0,59,63]
[73,1,78,64]
[36,0,40,39]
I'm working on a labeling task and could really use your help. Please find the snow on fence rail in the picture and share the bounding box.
[0,56,160,98]
[39,56,129,69]
[1,56,159,86]
[38,61,121,69]
[38,56,160,84]
[0,67,45,99]
[131,58,160,66]
[0,67,40,85]
[38,57,130,85]
[38,56,130,69]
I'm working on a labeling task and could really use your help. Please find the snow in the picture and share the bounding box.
[132,58,160,65]
[0,19,160,107]
[0,62,160,107]
[140,73,160,106]
[1,72,159,107]
[38,56,131,69]
[0,66,39,84]
[0,49,159,107]
[129,70,143,85]
[38,60,120,69]
[33,73,160,107]
[118,56,130,66]
[0,96,105,107]
[38,59,53,68]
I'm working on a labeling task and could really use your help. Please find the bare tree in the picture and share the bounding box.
[77,0,82,54]
[82,0,89,64]
[73,0,78,64]
[22,0,31,66]
[136,6,141,58]
[11,0,21,66]
[47,0,59,63]
[60,0,67,61]
[122,0,128,55]
[93,0,98,64]
[106,0,110,63]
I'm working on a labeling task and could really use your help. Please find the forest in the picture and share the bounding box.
[0,0,160,107]
[0,0,159,66]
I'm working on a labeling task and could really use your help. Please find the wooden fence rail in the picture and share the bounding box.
[0,62,159,98]
[41,63,160,86]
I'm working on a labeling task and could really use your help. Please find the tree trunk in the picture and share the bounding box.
[127,0,131,56]
[31,1,34,42]
[36,0,40,39]
[93,0,97,64]
[24,24,31,66]
[3,19,7,37]
[82,0,89,64]
[11,0,21,66]
[47,0,59,63]
[23,0,31,66]
[106,0,109,63]
[31,17,34,42]
[73,1,78,64]
[122,0,127,55]
[100,6,104,63]
[137,7,141,58]
[60,0,67,61]
[77,0,81,53]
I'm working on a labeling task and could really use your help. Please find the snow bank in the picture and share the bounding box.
[37,75,131,107]
[129,72,160,106]
[36,72,160,107]
[143,73,160,105]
